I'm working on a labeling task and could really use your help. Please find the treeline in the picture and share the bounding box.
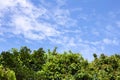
[0,46,120,80]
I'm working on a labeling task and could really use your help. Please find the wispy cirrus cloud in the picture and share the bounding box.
[0,0,120,61]
[0,0,76,41]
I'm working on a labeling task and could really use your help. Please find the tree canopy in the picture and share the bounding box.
[0,46,120,80]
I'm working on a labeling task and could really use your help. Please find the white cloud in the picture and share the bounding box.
[0,0,15,10]
[56,0,66,6]
[1,0,119,61]
[89,41,101,46]
[103,38,112,44]
[10,14,60,40]
[103,38,119,45]
[0,31,3,36]
[116,21,120,27]
[0,0,77,41]
[91,29,100,36]
[0,0,66,40]
[52,8,77,27]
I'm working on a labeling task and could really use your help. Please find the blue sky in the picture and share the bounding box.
[0,0,120,61]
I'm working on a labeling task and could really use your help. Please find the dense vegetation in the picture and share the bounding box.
[0,46,120,80]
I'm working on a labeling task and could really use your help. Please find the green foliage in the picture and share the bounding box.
[0,65,16,80]
[37,52,87,79]
[0,46,120,80]
[31,48,46,71]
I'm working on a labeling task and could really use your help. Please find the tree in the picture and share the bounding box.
[0,47,120,80]
[31,48,46,71]
[0,65,16,80]
[36,51,90,80]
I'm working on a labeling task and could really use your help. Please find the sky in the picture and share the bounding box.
[0,0,120,61]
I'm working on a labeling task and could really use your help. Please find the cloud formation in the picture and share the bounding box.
[0,0,60,40]
[0,0,120,61]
